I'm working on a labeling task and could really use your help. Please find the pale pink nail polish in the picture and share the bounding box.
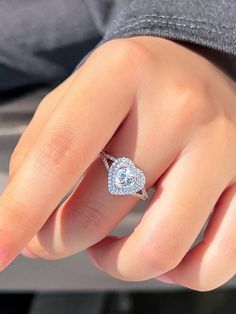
[21,247,38,259]
[157,274,174,284]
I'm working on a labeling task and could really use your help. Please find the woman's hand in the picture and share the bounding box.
[3,36,236,291]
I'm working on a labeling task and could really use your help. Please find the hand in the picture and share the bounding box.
[3,36,236,291]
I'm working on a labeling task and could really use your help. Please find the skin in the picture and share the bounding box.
[1,36,236,291]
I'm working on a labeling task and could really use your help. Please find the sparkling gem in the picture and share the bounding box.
[108,157,146,195]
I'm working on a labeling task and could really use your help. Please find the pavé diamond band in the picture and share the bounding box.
[100,151,148,201]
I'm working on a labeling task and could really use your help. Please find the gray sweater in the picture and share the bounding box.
[0,0,235,91]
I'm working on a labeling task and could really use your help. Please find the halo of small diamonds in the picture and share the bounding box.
[107,157,146,195]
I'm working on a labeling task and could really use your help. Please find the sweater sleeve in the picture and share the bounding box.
[76,0,236,69]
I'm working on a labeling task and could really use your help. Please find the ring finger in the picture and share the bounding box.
[23,88,187,260]
[87,122,231,281]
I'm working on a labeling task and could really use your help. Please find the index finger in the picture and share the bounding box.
[0,39,144,269]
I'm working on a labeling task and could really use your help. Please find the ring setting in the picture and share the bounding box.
[100,151,148,201]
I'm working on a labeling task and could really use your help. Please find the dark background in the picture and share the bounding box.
[1,290,236,314]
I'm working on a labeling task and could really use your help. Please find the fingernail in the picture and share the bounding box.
[156,274,174,284]
[21,247,38,259]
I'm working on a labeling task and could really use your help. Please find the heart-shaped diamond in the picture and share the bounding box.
[108,157,146,196]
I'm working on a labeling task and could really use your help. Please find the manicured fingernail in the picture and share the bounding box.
[21,247,38,259]
[156,274,174,284]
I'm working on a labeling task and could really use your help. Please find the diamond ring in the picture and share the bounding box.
[100,151,148,201]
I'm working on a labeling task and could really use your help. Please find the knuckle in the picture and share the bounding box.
[97,38,153,74]
[39,89,55,106]
[171,78,208,122]
[37,127,82,173]
[73,200,109,239]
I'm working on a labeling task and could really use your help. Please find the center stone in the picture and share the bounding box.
[114,166,136,188]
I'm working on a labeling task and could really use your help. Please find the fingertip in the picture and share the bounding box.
[156,274,175,284]
[21,247,38,259]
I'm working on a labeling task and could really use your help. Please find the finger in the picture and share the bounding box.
[156,182,236,291]
[22,48,201,260]
[87,131,230,281]
[24,93,184,259]
[9,71,79,179]
[0,40,142,269]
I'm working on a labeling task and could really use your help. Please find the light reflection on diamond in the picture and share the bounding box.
[108,157,146,195]
[114,166,136,189]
